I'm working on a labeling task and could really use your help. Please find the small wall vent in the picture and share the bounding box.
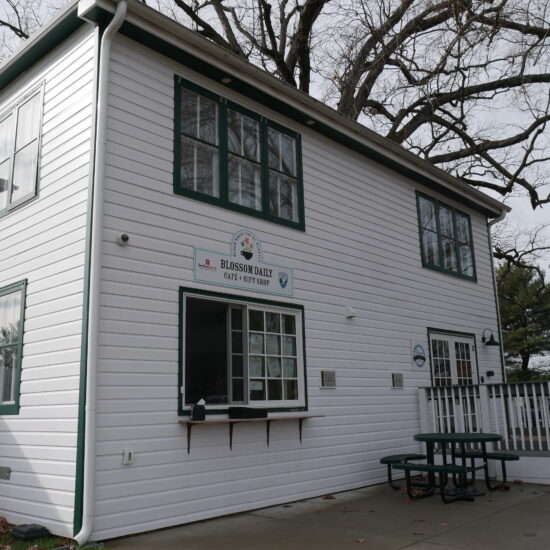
[321,370,336,388]
[392,373,404,388]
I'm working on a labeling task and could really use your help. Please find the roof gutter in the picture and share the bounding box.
[78,0,509,219]
[73,1,127,545]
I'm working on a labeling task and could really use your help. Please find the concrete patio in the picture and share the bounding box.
[105,480,550,549]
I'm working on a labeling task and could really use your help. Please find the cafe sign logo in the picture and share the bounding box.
[412,344,427,369]
[194,230,294,296]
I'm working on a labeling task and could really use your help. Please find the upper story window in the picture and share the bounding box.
[0,90,42,216]
[174,77,304,230]
[0,280,26,415]
[417,193,476,280]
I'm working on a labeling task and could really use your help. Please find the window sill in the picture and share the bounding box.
[178,414,323,453]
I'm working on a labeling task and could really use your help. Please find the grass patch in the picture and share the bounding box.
[0,517,72,550]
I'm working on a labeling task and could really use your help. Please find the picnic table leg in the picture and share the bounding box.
[426,441,436,491]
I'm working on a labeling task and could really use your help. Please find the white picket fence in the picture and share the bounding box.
[418,382,550,453]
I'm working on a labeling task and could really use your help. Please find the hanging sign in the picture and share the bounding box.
[194,229,294,296]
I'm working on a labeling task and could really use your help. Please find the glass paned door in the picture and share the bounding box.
[430,333,477,386]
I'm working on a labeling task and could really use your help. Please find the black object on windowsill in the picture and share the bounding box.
[191,403,206,421]
[229,407,268,419]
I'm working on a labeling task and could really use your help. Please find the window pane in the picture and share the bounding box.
[283,358,297,378]
[0,347,16,403]
[249,333,264,354]
[281,133,296,176]
[249,356,264,377]
[181,89,218,146]
[199,96,218,144]
[10,140,38,203]
[228,109,241,154]
[419,197,436,231]
[284,380,298,400]
[442,238,458,271]
[283,315,296,335]
[456,214,470,244]
[439,206,454,238]
[422,230,439,265]
[282,336,296,356]
[16,94,40,150]
[231,308,242,330]
[0,159,9,211]
[0,291,21,346]
[268,379,282,400]
[232,355,243,377]
[267,357,281,377]
[232,378,244,402]
[266,312,280,333]
[0,115,13,162]
[268,127,280,170]
[280,176,297,221]
[460,245,474,276]
[181,88,198,137]
[180,137,219,197]
[184,298,228,405]
[249,310,264,331]
[231,331,243,354]
[228,156,261,210]
[228,109,259,161]
[196,142,219,196]
[250,379,265,400]
[269,172,298,222]
[266,334,280,355]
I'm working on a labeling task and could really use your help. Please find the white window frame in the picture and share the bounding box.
[428,331,478,386]
[180,290,306,411]
[0,85,44,216]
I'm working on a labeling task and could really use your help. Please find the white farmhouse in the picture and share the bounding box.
[0,0,509,544]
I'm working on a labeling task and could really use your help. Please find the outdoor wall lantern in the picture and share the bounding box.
[482,329,500,346]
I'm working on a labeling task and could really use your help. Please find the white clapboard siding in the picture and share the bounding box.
[92,35,503,540]
[0,26,96,537]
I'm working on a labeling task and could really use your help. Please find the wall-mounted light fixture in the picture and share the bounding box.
[482,329,500,346]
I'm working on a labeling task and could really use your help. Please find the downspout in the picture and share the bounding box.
[488,210,508,383]
[74,1,127,545]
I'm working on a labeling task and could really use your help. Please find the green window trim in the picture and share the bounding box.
[178,287,308,416]
[0,279,27,415]
[416,191,477,281]
[0,85,44,218]
[173,76,305,231]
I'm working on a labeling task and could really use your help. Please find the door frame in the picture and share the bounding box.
[427,328,481,386]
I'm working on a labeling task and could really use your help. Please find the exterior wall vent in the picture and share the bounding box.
[392,373,404,388]
[321,370,336,388]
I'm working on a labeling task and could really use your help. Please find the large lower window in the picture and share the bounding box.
[0,90,42,216]
[174,77,304,230]
[0,280,26,415]
[429,331,478,386]
[417,192,476,280]
[181,290,306,410]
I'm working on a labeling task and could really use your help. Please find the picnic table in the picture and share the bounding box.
[413,432,503,498]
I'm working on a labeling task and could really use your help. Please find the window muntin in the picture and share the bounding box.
[175,77,304,229]
[0,280,26,414]
[182,292,305,410]
[0,91,42,215]
[417,193,476,279]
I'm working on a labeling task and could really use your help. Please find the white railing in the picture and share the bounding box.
[418,382,550,453]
